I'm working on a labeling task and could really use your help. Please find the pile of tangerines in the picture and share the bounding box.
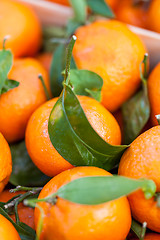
[1,0,160,240]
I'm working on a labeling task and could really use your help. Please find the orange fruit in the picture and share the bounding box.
[0,58,50,143]
[115,0,147,28]
[132,233,160,240]
[26,96,121,177]
[0,133,12,193]
[36,52,53,74]
[73,20,147,112]
[147,0,160,33]
[47,0,118,9]
[0,214,20,240]
[0,190,34,229]
[0,0,41,57]
[118,126,160,232]
[148,63,160,126]
[34,166,131,240]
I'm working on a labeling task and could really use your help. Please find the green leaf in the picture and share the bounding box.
[1,79,19,94]
[122,54,150,144]
[50,44,76,97]
[10,141,50,187]
[48,84,128,171]
[0,48,13,94]
[66,19,82,36]
[69,69,103,101]
[131,220,147,240]
[57,176,156,205]
[87,0,114,18]
[69,0,87,23]
[0,207,35,240]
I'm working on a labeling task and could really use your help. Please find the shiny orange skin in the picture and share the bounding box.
[148,63,160,126]
[0,0,41,57]
[73,20,147,112]
[119,126,160,232]
[147,0,160,33]
[36,52,53,74]
[0,214,20,240]
[0,133,12,193]
[35,166,131,240]
[26,96,121,177]
[0,58,50,143]
[47,0,118,9]
[116,0,147,28]
[0,190,34,229]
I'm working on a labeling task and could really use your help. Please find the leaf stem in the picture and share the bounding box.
[140,222,147,240]
[2,35,10,49]
[10,186,43,193]
[23,192,57,207]
[38,74,51,101]
[139,53,148,82]
[64,35,77,84]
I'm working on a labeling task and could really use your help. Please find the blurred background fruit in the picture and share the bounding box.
[0,0,41,57]
[148,63,160,126]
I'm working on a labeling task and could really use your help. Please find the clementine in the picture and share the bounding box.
[0,58,50,143]
[0,190,34,229]
[0,0,41,57]
[0,133,12,193]
[73,20,147,112]
[0,214,20,240]
[147,0,160,33]
[115,0,147,28]
[148,63,160,126]
[119,126,160,232]
[26,96,121,177]
[35,166,131,240]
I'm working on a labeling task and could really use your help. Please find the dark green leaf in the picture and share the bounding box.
[50,44,76,97]
[69,69,103,101]
[0,207,35,240]
[57,176,156,205]
[122,54,150,144]
[48,85,128,171]
[0,48,13,94]
[1,79,19,94]
[87,0,114,18]
[131,219,147,240]
[10,141,50,187]
[122,81,150,144]
[69,0,87,23]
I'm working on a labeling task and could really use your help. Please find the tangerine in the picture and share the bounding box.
[26,96,121,177]
[34,166,131,240]
[0,0,41,57]
[0,58,50,143]
[73,20,147,112]
[119,126,160,232]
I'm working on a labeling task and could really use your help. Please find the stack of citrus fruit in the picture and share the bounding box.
[1,0,160,240]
